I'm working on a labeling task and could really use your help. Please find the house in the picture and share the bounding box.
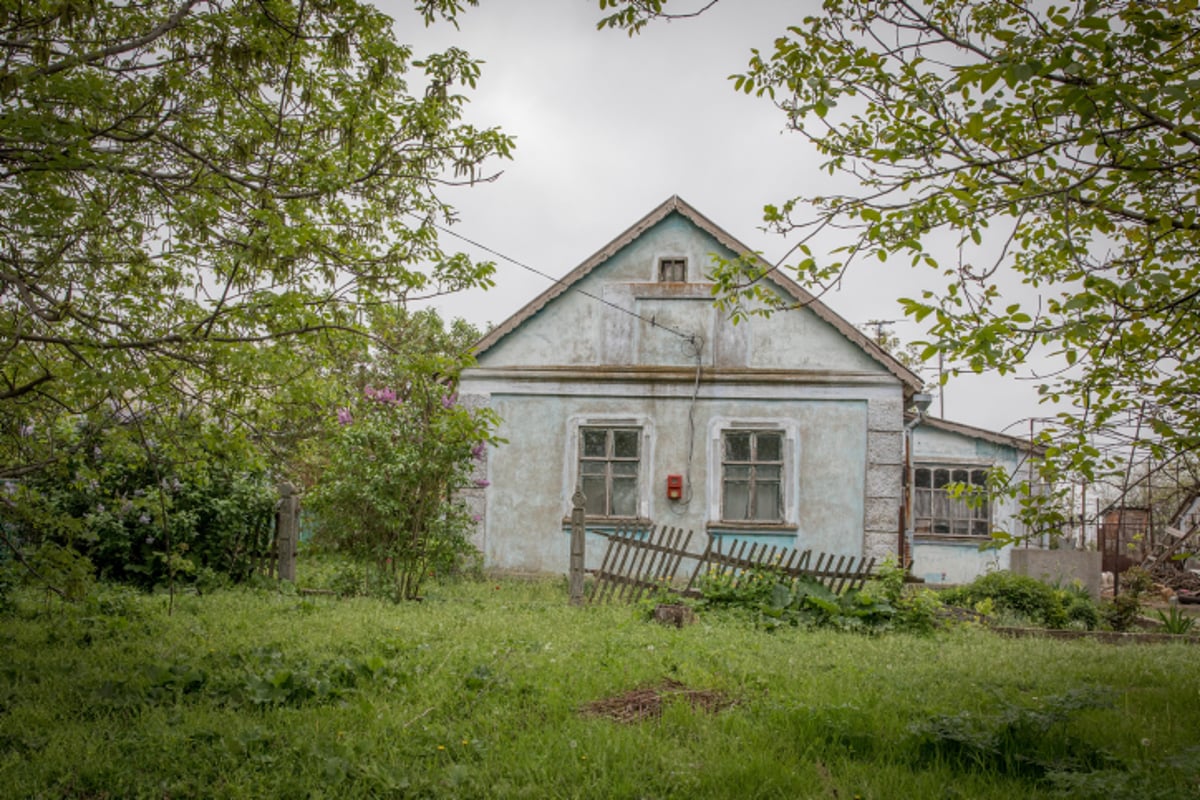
[458,196,1041,584]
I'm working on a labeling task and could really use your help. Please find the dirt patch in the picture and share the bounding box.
[580,679,737,723]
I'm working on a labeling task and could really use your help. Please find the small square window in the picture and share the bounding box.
[658,257,686,282]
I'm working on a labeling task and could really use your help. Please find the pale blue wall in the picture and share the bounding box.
[463,209,907,574]
[910,423,1034,584]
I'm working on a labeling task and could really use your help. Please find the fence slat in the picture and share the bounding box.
[588,525,877,605]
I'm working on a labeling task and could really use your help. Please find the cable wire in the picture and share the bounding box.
[420,215,698,343]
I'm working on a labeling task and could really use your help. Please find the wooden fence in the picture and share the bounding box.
[584,523,695,604]
[582,520,876,605]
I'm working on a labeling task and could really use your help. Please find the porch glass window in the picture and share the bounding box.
[720,430,784,522]
[579,426,641,518]
[914,465,990,536]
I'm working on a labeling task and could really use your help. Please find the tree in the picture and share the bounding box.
[599,0,1200,536]
[0,0,511,480]
[306,307,497,600]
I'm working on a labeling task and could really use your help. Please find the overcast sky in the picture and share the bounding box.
[377,0,1052,437]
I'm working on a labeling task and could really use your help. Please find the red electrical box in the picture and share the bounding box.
[666,474,683,500]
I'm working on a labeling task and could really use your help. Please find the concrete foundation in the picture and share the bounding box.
[1010,548,1103,600]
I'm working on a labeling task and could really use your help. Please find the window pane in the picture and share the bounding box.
[952,468,969,484]
[581,461,606,476]
[582,476,607,516]
[971,519,989,536]
[582,429,607,458]
[724,432,751,462]
[723,481,751,520]
[725,465,751,481]
[612,461,638,477]
[754,481,783,521]
[756,433,782,462]
[611,478,637,517]
[915,468,931,488]
[933,468,950,489]
[755,465,781,482]
[971,469,988,486]
[915,488,931,517]
[613,429,639,458]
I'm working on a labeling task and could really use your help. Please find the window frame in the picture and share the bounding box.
[657,256,687,283]
[719,429,785,523]
[565,415,654,522]
[706,418,800,530]
[913,462,992,538]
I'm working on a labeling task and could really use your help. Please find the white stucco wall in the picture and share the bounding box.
[461,209,908,574]
[459,381,903,574]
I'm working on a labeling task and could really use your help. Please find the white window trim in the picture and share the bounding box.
[564,414,655,520]
[706,417,801,528]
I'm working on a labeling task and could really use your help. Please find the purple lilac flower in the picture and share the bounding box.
[471,442,486,461]
[337,407,353,426]
[138,513,151,525]
[441,392,457,409]
[19,423,34,437]
[471,514,482,523]
[474,479,490,488]
[364,385,400,406]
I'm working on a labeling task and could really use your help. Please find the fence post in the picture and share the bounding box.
[569,487,586,605]
[276,480,300,583]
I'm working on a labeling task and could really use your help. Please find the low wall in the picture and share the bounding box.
[1010,548,1103,600]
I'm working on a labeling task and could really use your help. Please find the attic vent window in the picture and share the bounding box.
[658,257,687,283]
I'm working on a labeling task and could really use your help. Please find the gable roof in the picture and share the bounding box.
[472,195,923,391]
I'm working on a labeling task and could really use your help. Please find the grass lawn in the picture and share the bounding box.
[1,575,1198,799]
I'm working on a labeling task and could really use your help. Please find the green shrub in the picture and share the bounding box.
[1155,603,1196,636]
[1103,594,1142,632]
[6,421,276,591]
[698,558,943,634]
[940,570,1097,629]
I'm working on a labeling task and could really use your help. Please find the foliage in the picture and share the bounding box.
[1154,603,1196,636]
[25,541,94,601]
[699,558,943,633]
[909,689,1115,780]
[3,417,276,591]
[598,0,1200,536]
[1102,593,1142,633]
[2,580,1199,798]
[940,571,1102,630]
[307,309,498,600]
[1100,565,1150,631]
[0,0,511,492]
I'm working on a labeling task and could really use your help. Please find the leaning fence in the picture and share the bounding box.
[580,519,876,605]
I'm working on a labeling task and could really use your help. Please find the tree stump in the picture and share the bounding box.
[653,603,696,628]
